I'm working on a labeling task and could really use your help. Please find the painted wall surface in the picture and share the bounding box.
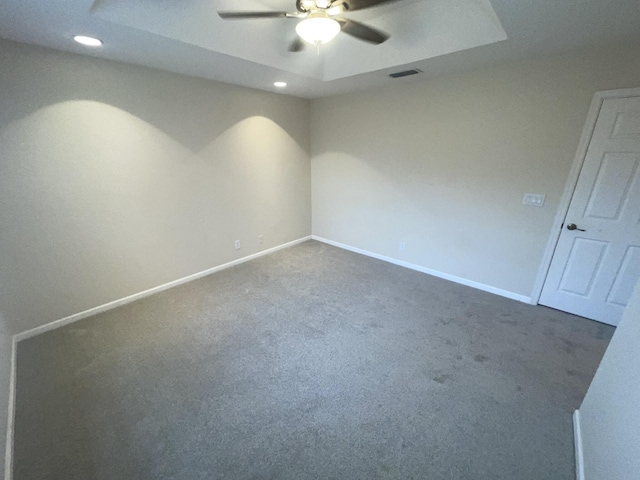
[310,45,640,298]
[579,280,640,480]
[0,318,10,478]
[0,39,311,334]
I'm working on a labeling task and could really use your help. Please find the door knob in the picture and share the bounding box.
[567,223,586,232]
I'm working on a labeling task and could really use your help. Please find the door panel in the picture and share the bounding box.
[611,112,640,139]
[540,96,640,326]
[557,238,608,296]
[584,154,638,220]
[607,246,640,306]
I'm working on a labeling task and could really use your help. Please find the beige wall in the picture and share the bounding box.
[0,39,311,334]
[310,45,640,298]
[579,279,640,479]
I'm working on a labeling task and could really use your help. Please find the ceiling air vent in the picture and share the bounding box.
[389,69,422,78]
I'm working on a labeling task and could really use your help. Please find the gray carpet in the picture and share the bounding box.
[14,240,613,480]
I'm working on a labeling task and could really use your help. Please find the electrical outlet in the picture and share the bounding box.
[523,193,546,207]
[399,242,406,252]
[258,235,263,244]
[234,240,241,250]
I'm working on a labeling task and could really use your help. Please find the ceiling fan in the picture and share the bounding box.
[218,0,396,52]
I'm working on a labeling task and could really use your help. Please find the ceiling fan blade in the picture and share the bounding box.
[218,11,290,19]
[289,37,305,52]
[331,0,398,12]
[336,18,390,44]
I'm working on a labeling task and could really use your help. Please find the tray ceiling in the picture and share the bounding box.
[1,0,640,98]
[91,0,507,82]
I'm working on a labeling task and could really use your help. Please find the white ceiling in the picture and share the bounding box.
[0,0,639,98]
[92,0,506,82]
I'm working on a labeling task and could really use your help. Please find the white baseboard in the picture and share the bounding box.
[573,410,585,480]
[4,336,16,480]
[15,236,311,342]
[311,236,533,304]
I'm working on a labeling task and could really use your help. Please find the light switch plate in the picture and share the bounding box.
[523,193,546,207]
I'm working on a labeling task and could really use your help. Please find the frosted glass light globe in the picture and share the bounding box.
[296,14,341,45]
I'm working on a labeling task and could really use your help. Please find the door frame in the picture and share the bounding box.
[531,87,640,305]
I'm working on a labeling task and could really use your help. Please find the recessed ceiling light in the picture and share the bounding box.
[73,35,103,47]
[274,82,287,88]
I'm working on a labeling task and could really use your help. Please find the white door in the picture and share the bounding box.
[540,96,640,326]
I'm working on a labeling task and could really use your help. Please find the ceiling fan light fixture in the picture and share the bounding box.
[296,14,341,45]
